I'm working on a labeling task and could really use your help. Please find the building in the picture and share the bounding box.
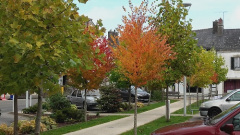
[194,18,240,95]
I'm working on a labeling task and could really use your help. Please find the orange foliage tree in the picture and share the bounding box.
[111,1,175,134]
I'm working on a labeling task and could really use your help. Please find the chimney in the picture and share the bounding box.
[108,30,119,47]
[212,20,218,34]
[218,18,223,36]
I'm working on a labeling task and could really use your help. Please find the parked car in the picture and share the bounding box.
[120,86,150,102]
[152,103,240,135]
[67,89,100,110]
[199,89,240,118]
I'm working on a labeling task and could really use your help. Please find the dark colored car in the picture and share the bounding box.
[151,103,240,135]
[120,86,150,102]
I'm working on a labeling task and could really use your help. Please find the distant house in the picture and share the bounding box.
[194,18,240,95]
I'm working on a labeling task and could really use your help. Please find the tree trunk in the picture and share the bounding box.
[14,94,18,135]
[166,86,170,122]
[197,87,199,106]
[161,88,164,102]
[128,86,131,110]
[178,82,180,99]
[148,89,151,106]
[84,89,87,122]
[35,84,43,135]
[134,86,138,135]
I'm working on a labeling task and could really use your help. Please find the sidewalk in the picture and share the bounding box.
[65,99,195,135]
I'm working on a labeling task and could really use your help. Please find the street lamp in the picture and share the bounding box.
[183,3,192,8]
[182,2,191,117]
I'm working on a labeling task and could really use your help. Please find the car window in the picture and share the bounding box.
[77,91,82,97]
[72,90,77,96]
[220,90,236,99]
[233,113,240,131]
[229,92,240,101]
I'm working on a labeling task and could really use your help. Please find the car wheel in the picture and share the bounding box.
[208,107,221,118]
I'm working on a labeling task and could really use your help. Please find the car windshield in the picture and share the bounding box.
[220,90,236,99]
[131,88,145,93]
[82,90,100,96]
[209,103,240,125]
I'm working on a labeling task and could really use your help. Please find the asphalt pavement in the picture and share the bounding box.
[0,99,38,125]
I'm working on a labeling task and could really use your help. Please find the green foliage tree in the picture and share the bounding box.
[109,68,132,109]
[189,48,215,88]
[212,54,228,84]
[0,0,92,134]
[152,0,199,121]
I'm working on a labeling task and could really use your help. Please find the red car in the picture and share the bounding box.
[152,103,240,135]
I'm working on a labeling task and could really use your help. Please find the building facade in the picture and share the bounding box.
[194,18,240,95]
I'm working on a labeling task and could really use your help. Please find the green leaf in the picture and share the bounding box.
[36,41,44,48]
[78,0,88,4]
[95,48,100,53]
[13,54,21,63]
[9,38,19,44]
[26,43,33,50]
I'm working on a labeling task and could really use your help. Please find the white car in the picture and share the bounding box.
[67,89,100,109]
[200,89,240,118]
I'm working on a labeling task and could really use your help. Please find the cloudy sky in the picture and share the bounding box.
[74,0,240,33]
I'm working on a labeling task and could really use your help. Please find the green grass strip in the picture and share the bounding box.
[121,100,178,114]
[121,116,191,135]
[173,100,207,115]
[41,115,127,135]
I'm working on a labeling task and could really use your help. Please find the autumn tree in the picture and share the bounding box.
[0,0,93,134]
[112,1,175,134]
[68,35,114,121]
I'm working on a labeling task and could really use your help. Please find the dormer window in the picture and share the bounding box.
[231,57,240,70]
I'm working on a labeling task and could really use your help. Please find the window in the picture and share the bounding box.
[231,57,240,70]
[72,90,77,96]
[229,92,240,101]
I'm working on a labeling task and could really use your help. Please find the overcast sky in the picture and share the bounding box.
[74,0,240,33]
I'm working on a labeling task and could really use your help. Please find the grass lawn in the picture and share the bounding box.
[41,115,126,135]
[121,100,178,114]
[173,100,207,115]
[121,116,192,135]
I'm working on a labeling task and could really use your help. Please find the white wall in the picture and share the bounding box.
[218,51,240,79]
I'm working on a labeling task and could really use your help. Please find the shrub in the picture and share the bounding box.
[97,85,122,112]
[0,124,13,135]
[42,102,51,111]
[18,120,47,134]
[47,93,71,112]
[22,104,38,114]
[120,102,133,111]
[19,120,35,134]
[52,107,84,123]
[137,102,144,108]
[63,107,84,122]
[0,120,47,135]
[54,110,66,123]
[41,116,57,130]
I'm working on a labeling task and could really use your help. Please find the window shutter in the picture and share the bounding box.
[231,57,234,70]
